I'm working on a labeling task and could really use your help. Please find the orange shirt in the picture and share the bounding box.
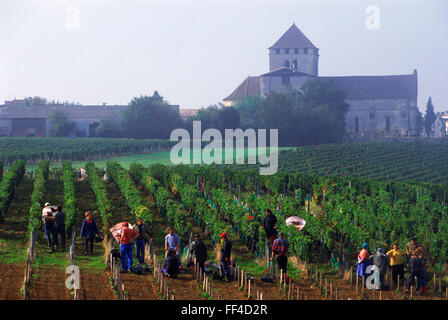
[121,227,138,244]
[358,248,370,263]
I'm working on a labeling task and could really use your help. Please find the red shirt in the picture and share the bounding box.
[121,227,138,244]
[273,238,289,256]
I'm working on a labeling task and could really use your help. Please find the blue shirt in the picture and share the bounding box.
[165,233,180,250]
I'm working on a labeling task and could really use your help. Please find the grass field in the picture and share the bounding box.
[22,147,287,171]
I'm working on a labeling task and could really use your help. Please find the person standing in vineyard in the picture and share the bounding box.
[406,249,425,294]
[119,222,139,273]
[416,247,427,295]
[53,205,66,252]
[357,243,371,287]
[220,233,233,282]
[406,238,418,258]
[189,233,208,272]
[42,202,56,253]
[132,218,152,265]
[80,211,99,255]
[271,232,289,280]
[386,243,405,286]
[262,209,277,244]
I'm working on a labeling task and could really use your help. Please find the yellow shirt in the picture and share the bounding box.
[386,249,404,266]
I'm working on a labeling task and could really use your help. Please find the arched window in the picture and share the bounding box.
[284,60,290,68]
[292,60,298,70]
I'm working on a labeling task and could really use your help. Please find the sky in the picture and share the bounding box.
[0,0,447,112]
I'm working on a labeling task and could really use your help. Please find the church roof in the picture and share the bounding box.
[269,23,317,49]
[260,67,314,77]
[223,76,260,101]
[321,72,418,99]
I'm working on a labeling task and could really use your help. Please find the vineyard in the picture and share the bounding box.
[0,137,175,165]
[1,158,447,301]
[226,139,448,184]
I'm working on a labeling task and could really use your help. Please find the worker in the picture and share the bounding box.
[132,217,153,265]
[189,233,208,272]
[220,233,232,282]
[271,232,289,280]
[119,222,139,273]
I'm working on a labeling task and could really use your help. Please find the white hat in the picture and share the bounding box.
[44,202,51,207]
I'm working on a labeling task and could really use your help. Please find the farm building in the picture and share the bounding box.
[0,102,179,137]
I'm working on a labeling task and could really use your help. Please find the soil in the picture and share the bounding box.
[102,179,160,300]
[73,179,116,300]
[0,176,33,300]
[0,263,25,299]
[78,272,116,300]
[27,264,71,300]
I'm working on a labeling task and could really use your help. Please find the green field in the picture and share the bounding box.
[20,147,287,171]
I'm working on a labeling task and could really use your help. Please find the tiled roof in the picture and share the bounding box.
[0,104,179,119]
[223,76,260,101]
[0,105,126,119]
[269,23,317,49]
[321,72,418,99]
[260,67,314,77]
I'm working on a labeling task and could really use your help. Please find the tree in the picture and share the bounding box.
[48,110,76,137]
[24,96,47,106]
[252,78,349,146]
[415,109,424,137]
[424,97,436,137]
[234,96,262,128]
[22,96,81,106]
[254,92,297,144]
[120,91,182,139]
[191,104,241,134]
[95,118,122,138]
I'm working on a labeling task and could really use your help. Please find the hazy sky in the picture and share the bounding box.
[1,0,447,112]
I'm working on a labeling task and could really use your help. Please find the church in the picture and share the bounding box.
[223,24,419,138]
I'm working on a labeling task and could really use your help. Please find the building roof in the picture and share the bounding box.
[321,71,418,99]
[0,104,179,120]
[223,76,260,101]
[269,23,317,49]
[260,67,314,77]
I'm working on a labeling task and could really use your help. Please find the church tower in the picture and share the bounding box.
[269,23,319,76]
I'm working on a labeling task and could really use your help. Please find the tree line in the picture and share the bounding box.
[18,78,441,145]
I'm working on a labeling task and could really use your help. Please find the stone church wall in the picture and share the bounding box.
[346,97,417,137]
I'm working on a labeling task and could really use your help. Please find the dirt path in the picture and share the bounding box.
[104,180,160,300]
[147,205,209,300]
[73,179,116,300]
[0,175,33,300]
[0,263,24,299]
[27,177,71,300]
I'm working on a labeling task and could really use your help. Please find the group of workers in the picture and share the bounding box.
[357,238,428,294]
[45,198,431,296]
[41,202,66,252]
